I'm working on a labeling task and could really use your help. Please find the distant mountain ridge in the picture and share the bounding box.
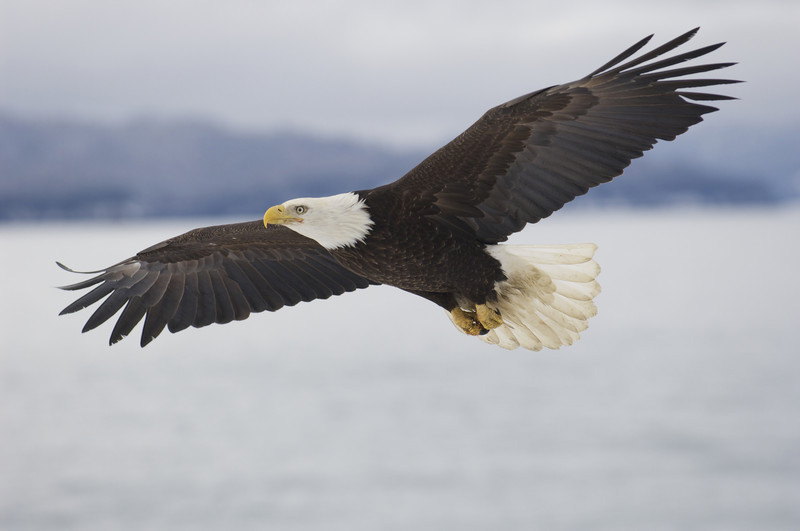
[0,113,796,221]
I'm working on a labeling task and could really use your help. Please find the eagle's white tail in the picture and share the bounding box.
[456,243,601,351]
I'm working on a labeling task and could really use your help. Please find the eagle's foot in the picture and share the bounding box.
[476,303,503,330]
[450,307,488,336]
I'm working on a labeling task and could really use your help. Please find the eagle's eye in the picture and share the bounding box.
[294,205,307,215]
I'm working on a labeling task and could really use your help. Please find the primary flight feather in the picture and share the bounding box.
[58,28,739,349]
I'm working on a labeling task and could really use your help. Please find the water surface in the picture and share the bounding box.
[1,207,798,530]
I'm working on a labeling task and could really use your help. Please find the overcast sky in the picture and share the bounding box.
[1,0,797,148]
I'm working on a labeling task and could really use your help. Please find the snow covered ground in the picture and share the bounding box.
[1,206,799,530]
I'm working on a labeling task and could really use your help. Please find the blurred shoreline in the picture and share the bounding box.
[2,113,797,222]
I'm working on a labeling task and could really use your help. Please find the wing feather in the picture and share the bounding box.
[251,260,308,304]
[141,274,184,346]
[222,260,270,313]
[168,272,199,333]
[58,221,375,346]
[233,260,286,311]
[192,270,217,328]
[110,298,147,345]
[83,287,138,333]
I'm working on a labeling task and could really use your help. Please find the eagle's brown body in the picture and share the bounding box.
[334,186,505,305]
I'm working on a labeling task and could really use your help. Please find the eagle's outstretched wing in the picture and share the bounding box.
[58,221,375,346]
[389,28,739,242]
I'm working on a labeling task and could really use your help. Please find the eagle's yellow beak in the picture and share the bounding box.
[263,205,302,227]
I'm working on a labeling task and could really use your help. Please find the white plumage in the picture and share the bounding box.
[459,244,601,350]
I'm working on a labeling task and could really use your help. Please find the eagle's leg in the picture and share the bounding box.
[475,303,503,330]
[402,288,498,337]
[450,307,488,336]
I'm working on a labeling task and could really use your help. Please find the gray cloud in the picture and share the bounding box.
[1,0,797,147]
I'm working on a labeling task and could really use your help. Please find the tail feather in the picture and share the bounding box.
[549,292,596,321]
[478,243,601,350]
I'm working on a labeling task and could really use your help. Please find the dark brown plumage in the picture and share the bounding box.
[385,29,737,242]
[58,28,739,348]
[59,222,374,346]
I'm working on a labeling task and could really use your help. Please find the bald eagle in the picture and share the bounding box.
[58,28,738,350]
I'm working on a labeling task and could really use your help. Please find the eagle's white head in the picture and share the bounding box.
[263,192,373,250]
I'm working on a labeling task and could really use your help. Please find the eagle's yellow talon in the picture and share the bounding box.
[450,307,486,336]
[476,303,503,330]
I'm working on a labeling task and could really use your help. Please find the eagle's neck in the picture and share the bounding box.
[291,192,374,250]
